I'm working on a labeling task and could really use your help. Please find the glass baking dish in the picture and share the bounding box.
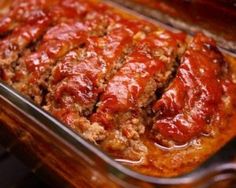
[1,80,236,188]
[0,1,236,187]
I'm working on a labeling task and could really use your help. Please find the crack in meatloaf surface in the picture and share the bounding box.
[0,0,236,176]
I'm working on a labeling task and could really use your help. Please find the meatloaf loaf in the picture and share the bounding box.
[0,0,236,177]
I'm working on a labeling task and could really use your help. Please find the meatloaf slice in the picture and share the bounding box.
[49,0,97,24]
[0,0,90,34]
[0,9,50,83]
[91,29,186,160]
[12,21,88,104]
[151,33,236,146]
[0,0,50,35]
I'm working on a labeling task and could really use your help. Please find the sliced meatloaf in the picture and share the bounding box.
[1,0,235,177]
[91,30,186,160]
[12,21,88,104]
[45,15,154,142]
[11,3,131,105]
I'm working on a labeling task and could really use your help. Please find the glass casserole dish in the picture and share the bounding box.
[0,0,236,187]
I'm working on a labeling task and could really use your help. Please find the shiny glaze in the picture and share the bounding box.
[24,21,88,84]
[1,0,100,84]
[0,0,235,179]
[50,17,150,113]
[0,0,48,33]
[0,0,86,34]
[13,0,106,87]
[0,9,50,82]
[1,10,50,56]
[91,31,186,129]
[152,33,232,144]
[0,0,95,33]
[50,0,96,23]
[17,4,127,85]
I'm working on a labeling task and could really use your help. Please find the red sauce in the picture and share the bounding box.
[0,0,47,33]
[51,18,148,110]
[152,33,230,143]
[0,0,235,179]
[54,75,99,107]
[12,10,50,43]
[25,21,88,83]
[50,0,96,23]
[1,9,50,82]
[91,31,185,129]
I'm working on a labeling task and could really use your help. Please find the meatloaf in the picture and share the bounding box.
[0,0,236,177]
